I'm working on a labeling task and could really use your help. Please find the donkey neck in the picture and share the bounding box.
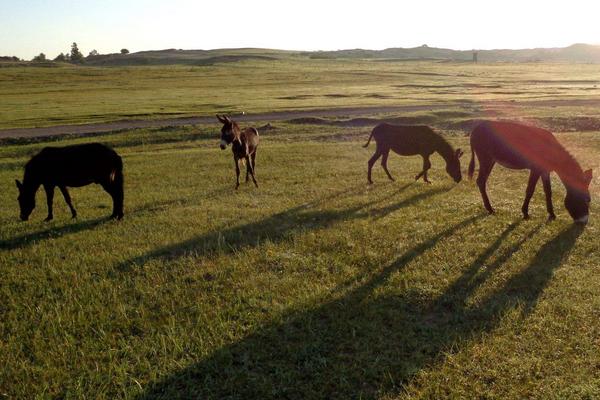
[23,160,42,187]
[231,123,244,145]
[431,135,455,165]
[552,150,586,192]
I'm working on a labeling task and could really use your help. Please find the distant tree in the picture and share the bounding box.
[32,53,47,62]
[120,48,129,54]
[0,56,20,62]
[88,49,99,57]
[54,52,67,62]
[70,42,84,63]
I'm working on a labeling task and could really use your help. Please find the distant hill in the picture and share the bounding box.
[6,44,600,66]
[84,48,295,66]
[305,43,600,63]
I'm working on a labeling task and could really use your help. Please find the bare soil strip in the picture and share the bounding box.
[0,105,440,140]
[1,99,599,140]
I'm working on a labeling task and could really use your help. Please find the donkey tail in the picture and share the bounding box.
[363,127,376,148]
[468,147,476,180]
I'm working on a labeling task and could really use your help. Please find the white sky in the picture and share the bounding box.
[1,0,600,59]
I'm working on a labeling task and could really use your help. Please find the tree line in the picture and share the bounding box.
[1,43,130,63]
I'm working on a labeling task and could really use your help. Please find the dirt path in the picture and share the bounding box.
[0,105,445,140]
[1,99,599,140]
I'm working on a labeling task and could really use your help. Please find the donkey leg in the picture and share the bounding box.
[234,157,240,189]
[381,150,395,182]
[251,152,257,174]
[111,184,124,220]
[100,182,123,219]
[59,186,77,219]
[43,184,55,221]
[522,171,540,219]
[415,155,431,182]
[246,155,258,188]
[476,160,496,214]
[367,149,383,184]
[245,159,250,182]
[541,173,556,220]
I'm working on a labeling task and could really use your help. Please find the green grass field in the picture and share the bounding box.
[1,61,600,399]
[2,59,600,128]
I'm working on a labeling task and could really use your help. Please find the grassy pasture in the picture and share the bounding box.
[2,59,600,398]
[2,59,600,129]
[1,119,599,398]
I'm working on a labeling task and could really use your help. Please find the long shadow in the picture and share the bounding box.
[485,223,584,317]
[118,184,449,271]
[136,221,583,399]
[0,199,181,250]
[0,217,111,250]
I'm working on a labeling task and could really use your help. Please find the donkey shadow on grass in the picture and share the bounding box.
[137,220,583,399]
[117,182,448,272]
[0,199,181,250]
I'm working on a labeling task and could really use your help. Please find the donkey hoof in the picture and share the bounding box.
[44,216,53,222]
[548,214,557,221]
[523,214,530,220]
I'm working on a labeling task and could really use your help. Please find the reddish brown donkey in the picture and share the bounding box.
[468,120,592,223]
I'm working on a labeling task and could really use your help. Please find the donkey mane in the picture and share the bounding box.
[23,152,46,184]
[533,129,586,188]
[429,131,455,163]
[553,145,583,175]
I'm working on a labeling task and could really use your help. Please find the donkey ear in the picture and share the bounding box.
[223,115,231,123]
[216,115,225,123]
[584,169,593,185]
[15,179,22,190]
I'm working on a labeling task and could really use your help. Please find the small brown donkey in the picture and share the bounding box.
[217,115,259,189]
[469,120,592,223]
[364,123,463,184]
[16,143,124,221]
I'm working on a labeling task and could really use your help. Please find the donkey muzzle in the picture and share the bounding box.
[220,139,227,150]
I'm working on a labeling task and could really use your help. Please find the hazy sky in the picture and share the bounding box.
[2,0,600,59]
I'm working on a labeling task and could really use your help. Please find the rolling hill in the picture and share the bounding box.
[78,43,600,66]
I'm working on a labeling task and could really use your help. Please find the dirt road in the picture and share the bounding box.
[1,99,599,140]
[0,105,445,140]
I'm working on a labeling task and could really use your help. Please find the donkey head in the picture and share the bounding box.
[446,148,464,183]
[15,179,36,221]
[217,115,239,150]
[564,169,592,224]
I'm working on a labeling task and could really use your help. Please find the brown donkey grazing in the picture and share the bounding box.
[15,143,124,221]
[364,123,463,184]
[468,120,592,223]
[217,115,259,189]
